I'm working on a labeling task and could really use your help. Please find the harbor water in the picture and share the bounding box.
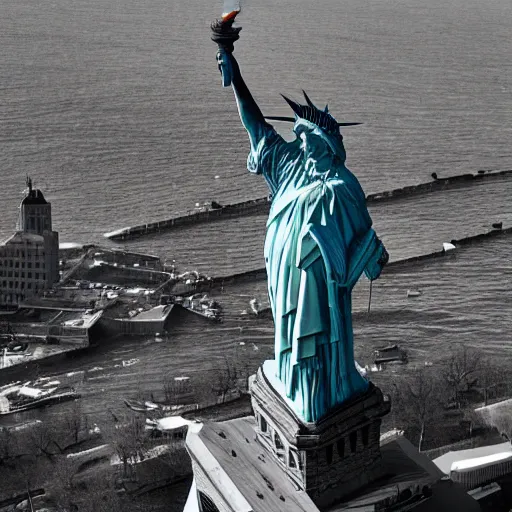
[0,0,511,430]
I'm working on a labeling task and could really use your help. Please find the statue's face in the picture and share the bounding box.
[297,126,345,161]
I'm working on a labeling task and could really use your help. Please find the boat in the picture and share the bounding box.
[374,344,408,365]
[0,390,80,415]
[178,294,222,322]
[124,399,147,413]
[124,398,199,415]
[249,298,260,314]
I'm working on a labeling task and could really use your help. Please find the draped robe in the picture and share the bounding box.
[248,124,387,423]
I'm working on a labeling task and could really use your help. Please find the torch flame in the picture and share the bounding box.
[221,9,240,22]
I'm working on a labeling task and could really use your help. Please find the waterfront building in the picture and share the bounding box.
[0,178,59,306]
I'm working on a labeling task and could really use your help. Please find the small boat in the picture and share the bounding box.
[443,242,456,252]
[249,298,260,314]
[407,289,422,298]
[374,344,408,365]
[124,399,147,413]
[124,398,199,415]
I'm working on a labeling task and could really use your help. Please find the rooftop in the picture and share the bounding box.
[434,441,512,475]
[1,231,44,246]
[21,188,48,206]
[187,417,479,512]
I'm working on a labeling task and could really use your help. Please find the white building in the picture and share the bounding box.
[0,178,59,306]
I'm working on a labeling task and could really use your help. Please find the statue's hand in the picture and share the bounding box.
[216,48,233,88]
[364,239,388,281]
[377,244,389,267]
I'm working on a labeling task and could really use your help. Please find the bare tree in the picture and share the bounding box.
[393,368,447,451]
[443,345,481,408]
[64,399,88,445]
[29,422,63,458]
[211,355,241,403]
[0,427,16,467]
[475,357,506,406]
[163,373,193,406]
[48,456,123,512]
[103,414,146,481]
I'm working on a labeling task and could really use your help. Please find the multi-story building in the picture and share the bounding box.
[0,178,59,306]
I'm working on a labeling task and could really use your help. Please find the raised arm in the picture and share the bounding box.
[217,49,272,152]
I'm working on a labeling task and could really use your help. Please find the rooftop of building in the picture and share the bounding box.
[21,189,48,206]
[20,177,48,206]
[1,231,45,246]
[433,441,512,476]
[188,417,480,512]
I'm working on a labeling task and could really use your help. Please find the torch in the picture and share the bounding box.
[211,1,242,52]
[211,1,242,86]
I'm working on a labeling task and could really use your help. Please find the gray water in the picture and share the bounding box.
[1,0,511,246]
[1,0,512,437]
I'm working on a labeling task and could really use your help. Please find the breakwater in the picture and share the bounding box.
[104,197,271,241]
[210,226,512,286]
[104,169,512,241]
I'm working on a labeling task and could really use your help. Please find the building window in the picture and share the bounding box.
[326,444,333,465]
[260,416,268,433]
[27,262,32,268]
[15,261,19,268]
[350,431,357,453]
[337,439,345,459]
[35,273,39,280]
[28,272,32,278]
[362,425,370,447]
[35,262,40,268]
[274,432,284,451]
[289,451,297,469]
[198,492,220,512]
[27,283,32,289]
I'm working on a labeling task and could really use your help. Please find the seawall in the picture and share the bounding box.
[103,169,512,241]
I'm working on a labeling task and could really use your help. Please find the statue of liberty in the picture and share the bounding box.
[212,14,389,423]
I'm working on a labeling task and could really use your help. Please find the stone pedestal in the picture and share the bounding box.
[250,364,391,509]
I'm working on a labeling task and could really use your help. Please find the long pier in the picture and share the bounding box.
[104,169,512,241]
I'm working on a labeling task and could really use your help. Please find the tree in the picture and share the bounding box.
[475,357,506,406]
[211,355,241,403]
[29,422,63,458]
[443,345,481,408]
[48,456,123,512]
[162,373,193,406]
[392,368,447,451]
[104,414,146,481]
[0,427,16,467]
[64,399,88,445]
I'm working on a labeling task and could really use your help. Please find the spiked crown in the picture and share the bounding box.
[265,91,360,132]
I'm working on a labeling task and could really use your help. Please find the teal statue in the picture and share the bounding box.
[212,15,388,423]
